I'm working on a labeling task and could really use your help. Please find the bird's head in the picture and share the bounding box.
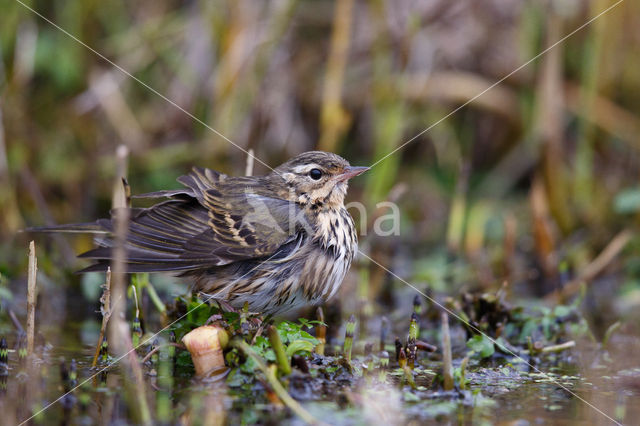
[270,151,369,209]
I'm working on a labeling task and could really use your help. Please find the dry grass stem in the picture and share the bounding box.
[318,0,354,152]
[26,240,37,355]
[245,148,255,176]
[91,268,112,368]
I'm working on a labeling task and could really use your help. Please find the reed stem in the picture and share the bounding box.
[343,314,356,362]
[267,325,291,376]
[26,241,37,356]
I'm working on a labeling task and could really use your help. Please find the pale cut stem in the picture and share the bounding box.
[540,340,576,353]
[26,240,38,355]
[107,145,152,425]
[441,313,454,391]
[91,268,112,368]
[245,148,255,176]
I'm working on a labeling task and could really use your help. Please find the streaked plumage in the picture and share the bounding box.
[34,151,368,314]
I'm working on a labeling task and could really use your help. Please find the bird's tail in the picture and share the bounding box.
[27,203,212,274]
[26,222,109,234]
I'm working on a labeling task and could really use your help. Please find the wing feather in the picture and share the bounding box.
[62,167,305,272]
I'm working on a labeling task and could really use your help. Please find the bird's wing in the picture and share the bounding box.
[78,167,304,272]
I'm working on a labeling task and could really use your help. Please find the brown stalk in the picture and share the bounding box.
[318,0,354,152]
[107,145,152,425]
[530,176,558,279]
[399,72,521,127]
[91,268,112,368]
[565,83,640,150]
[535,10,573,235]
[108,145,130,358]
[26,241,37,356]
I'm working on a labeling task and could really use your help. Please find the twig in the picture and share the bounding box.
[26,241,38,355]
[235,340,319,425]
[540,340,575,354]
[91,268,112,368]
[545,229,633,302]
[245,148,255,176]
[415,340,437,352]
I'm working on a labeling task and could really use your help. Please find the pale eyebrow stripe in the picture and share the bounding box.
[292,164,322,174]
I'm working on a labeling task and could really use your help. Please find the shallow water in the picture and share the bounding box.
[1,297,639,425]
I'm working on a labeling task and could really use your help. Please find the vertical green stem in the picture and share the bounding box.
[268,325,291,376]
[409,312,419,340]
[157,344,174,423]
[343,314,356,362]
[315,307,326,356]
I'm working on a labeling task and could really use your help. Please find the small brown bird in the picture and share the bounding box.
[36,151,368,314]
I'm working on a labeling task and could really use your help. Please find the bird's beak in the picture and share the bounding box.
[336,166,370,182]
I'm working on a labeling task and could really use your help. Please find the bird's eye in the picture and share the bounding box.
[308,168,323,180]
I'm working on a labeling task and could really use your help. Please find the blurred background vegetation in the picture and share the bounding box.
[1,0,640,335]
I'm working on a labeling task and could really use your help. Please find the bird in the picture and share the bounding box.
[33,151,369,314]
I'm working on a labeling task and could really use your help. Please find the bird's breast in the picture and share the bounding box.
[298,207,358,300]
[313,207,357,261]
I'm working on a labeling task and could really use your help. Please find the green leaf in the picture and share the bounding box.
[276,320,319,346]
[467,334,495,358]
[226,369,247,387]
[240,356,258,373]
[518,320,537,344]
[553,305,572,318]
[285,339,315,357]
